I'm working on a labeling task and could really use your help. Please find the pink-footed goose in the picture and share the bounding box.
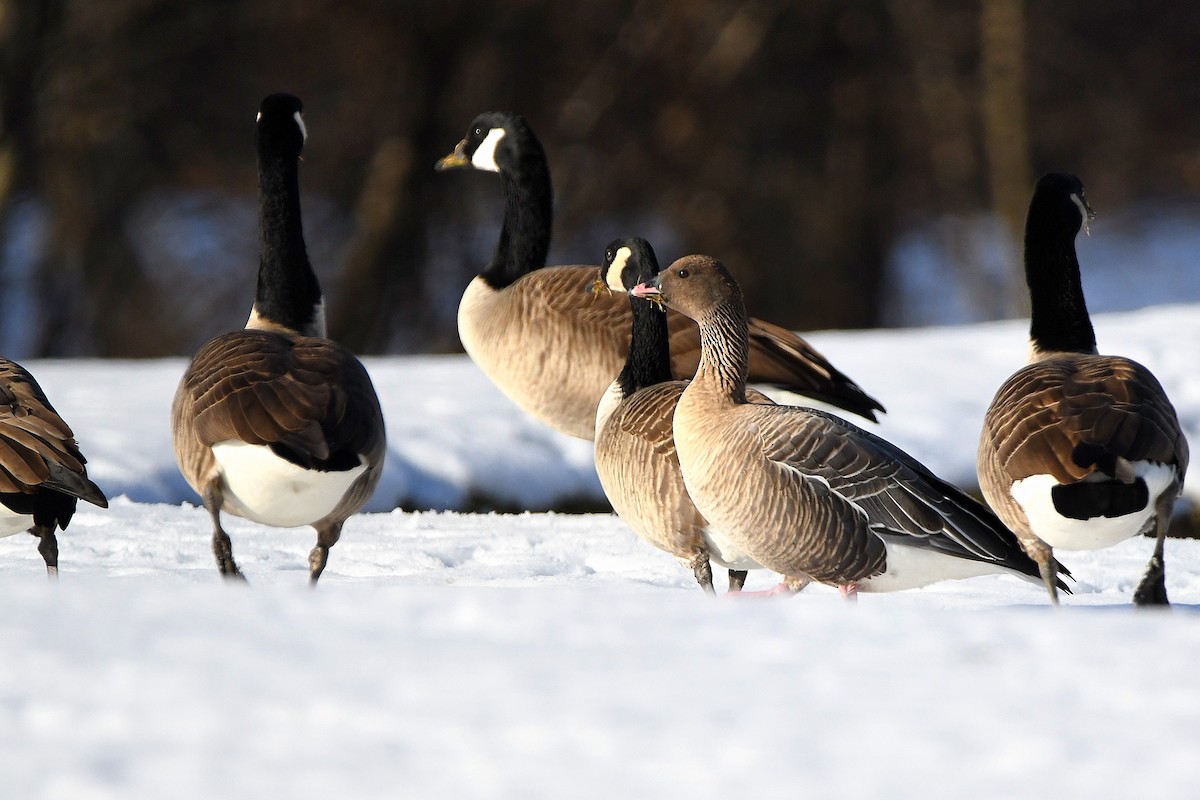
[435,112,884,440]
[978,173,1187,606]
[0,360,107,575]
[593,237,810,595]
[632,255,1069,600]
[172,94,385,584]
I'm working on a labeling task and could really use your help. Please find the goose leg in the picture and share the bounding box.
[1024,538,1060,606]
[1133,495,1173,607]
[1037,559,1061,607]
[308,521,343,586]
[204,481,245,582]
[686,552,715,596]
[31,525,58,579]
[839,583,859,603]
[727,569,748,593]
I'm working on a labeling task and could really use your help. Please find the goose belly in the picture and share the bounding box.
[857,540,1024,592]
[701,525,763,571]
[212,441,367,528]
[0,504,33,537]
[459,276,619,440]
[1010,462,1175,551]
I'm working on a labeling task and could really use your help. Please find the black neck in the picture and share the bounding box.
[253,145,323,336]
[1025,212,1096,355]
[481,138,553,289]
[618,296,673,397]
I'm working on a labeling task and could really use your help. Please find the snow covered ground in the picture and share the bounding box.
[3,303,1200,799]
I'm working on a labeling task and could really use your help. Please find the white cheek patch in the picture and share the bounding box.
[256,111,262,122]
[471,128,506,172]
[294,111,308,143]
[606,247,632,291]
[1070,193,1090,235]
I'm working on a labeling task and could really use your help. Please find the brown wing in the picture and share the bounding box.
[529,264,885,422]
[983,354,1188,485]
[0,358,107,510]
[176,330,385,472]
[750,404,1039,583]
[522,264,637,339]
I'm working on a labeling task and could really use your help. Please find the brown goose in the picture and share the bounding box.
[172,94,385,584]
[0,360,107,575]
[632,255,1067,599]
[593,237,811,595]
[435,112,884,440]
[978,173,1188,606]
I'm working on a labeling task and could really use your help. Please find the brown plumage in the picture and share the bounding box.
[439,112,884,441]
[172,93,385,584]
[978,173,1187,606]
[593,237,810,594]
[172,330,385,527]
[460,265,878,440]
[982,357,1183,488]
[0,359,107,575]
[637,254,1060,598]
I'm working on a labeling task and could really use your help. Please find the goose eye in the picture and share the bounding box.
[473,127,483,137]
[678,268,689,278]
[605,249,613,262]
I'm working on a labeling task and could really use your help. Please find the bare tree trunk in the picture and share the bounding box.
[980,0,1031,319]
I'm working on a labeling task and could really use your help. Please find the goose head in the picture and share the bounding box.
[1030,172,1096,239]
[436,111,530,174]
[631,255,742,323]
[599,237,662,297]
[256,93,306,160]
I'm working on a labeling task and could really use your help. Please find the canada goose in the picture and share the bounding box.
[594,237,812,595]
[435,112,884,440]
[0,360,107,575]
[978,173,1188,606]
[172,94,385,584]
[631,255,1068,599]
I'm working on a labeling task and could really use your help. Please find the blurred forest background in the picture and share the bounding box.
[1,0,1199,358]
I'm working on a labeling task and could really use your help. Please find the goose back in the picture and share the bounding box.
[172,329,385,527]
[0,359,106,535]
[980,352,1188,550]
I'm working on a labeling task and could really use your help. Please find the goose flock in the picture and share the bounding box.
[0,95,1187,606]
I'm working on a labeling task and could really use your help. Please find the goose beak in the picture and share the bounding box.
[435,139,470,171]
[630,274,666,310]
[630,274,662,299]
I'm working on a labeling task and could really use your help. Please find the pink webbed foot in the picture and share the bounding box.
[725,580,800,599]
[839,583,859,603]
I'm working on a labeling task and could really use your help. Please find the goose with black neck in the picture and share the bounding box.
[594,237,812,595]
[172,93,386,584]
[978,172,1187,606]
[436,112,885,440]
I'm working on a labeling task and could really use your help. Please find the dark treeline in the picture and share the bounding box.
[1,0,1198,357]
